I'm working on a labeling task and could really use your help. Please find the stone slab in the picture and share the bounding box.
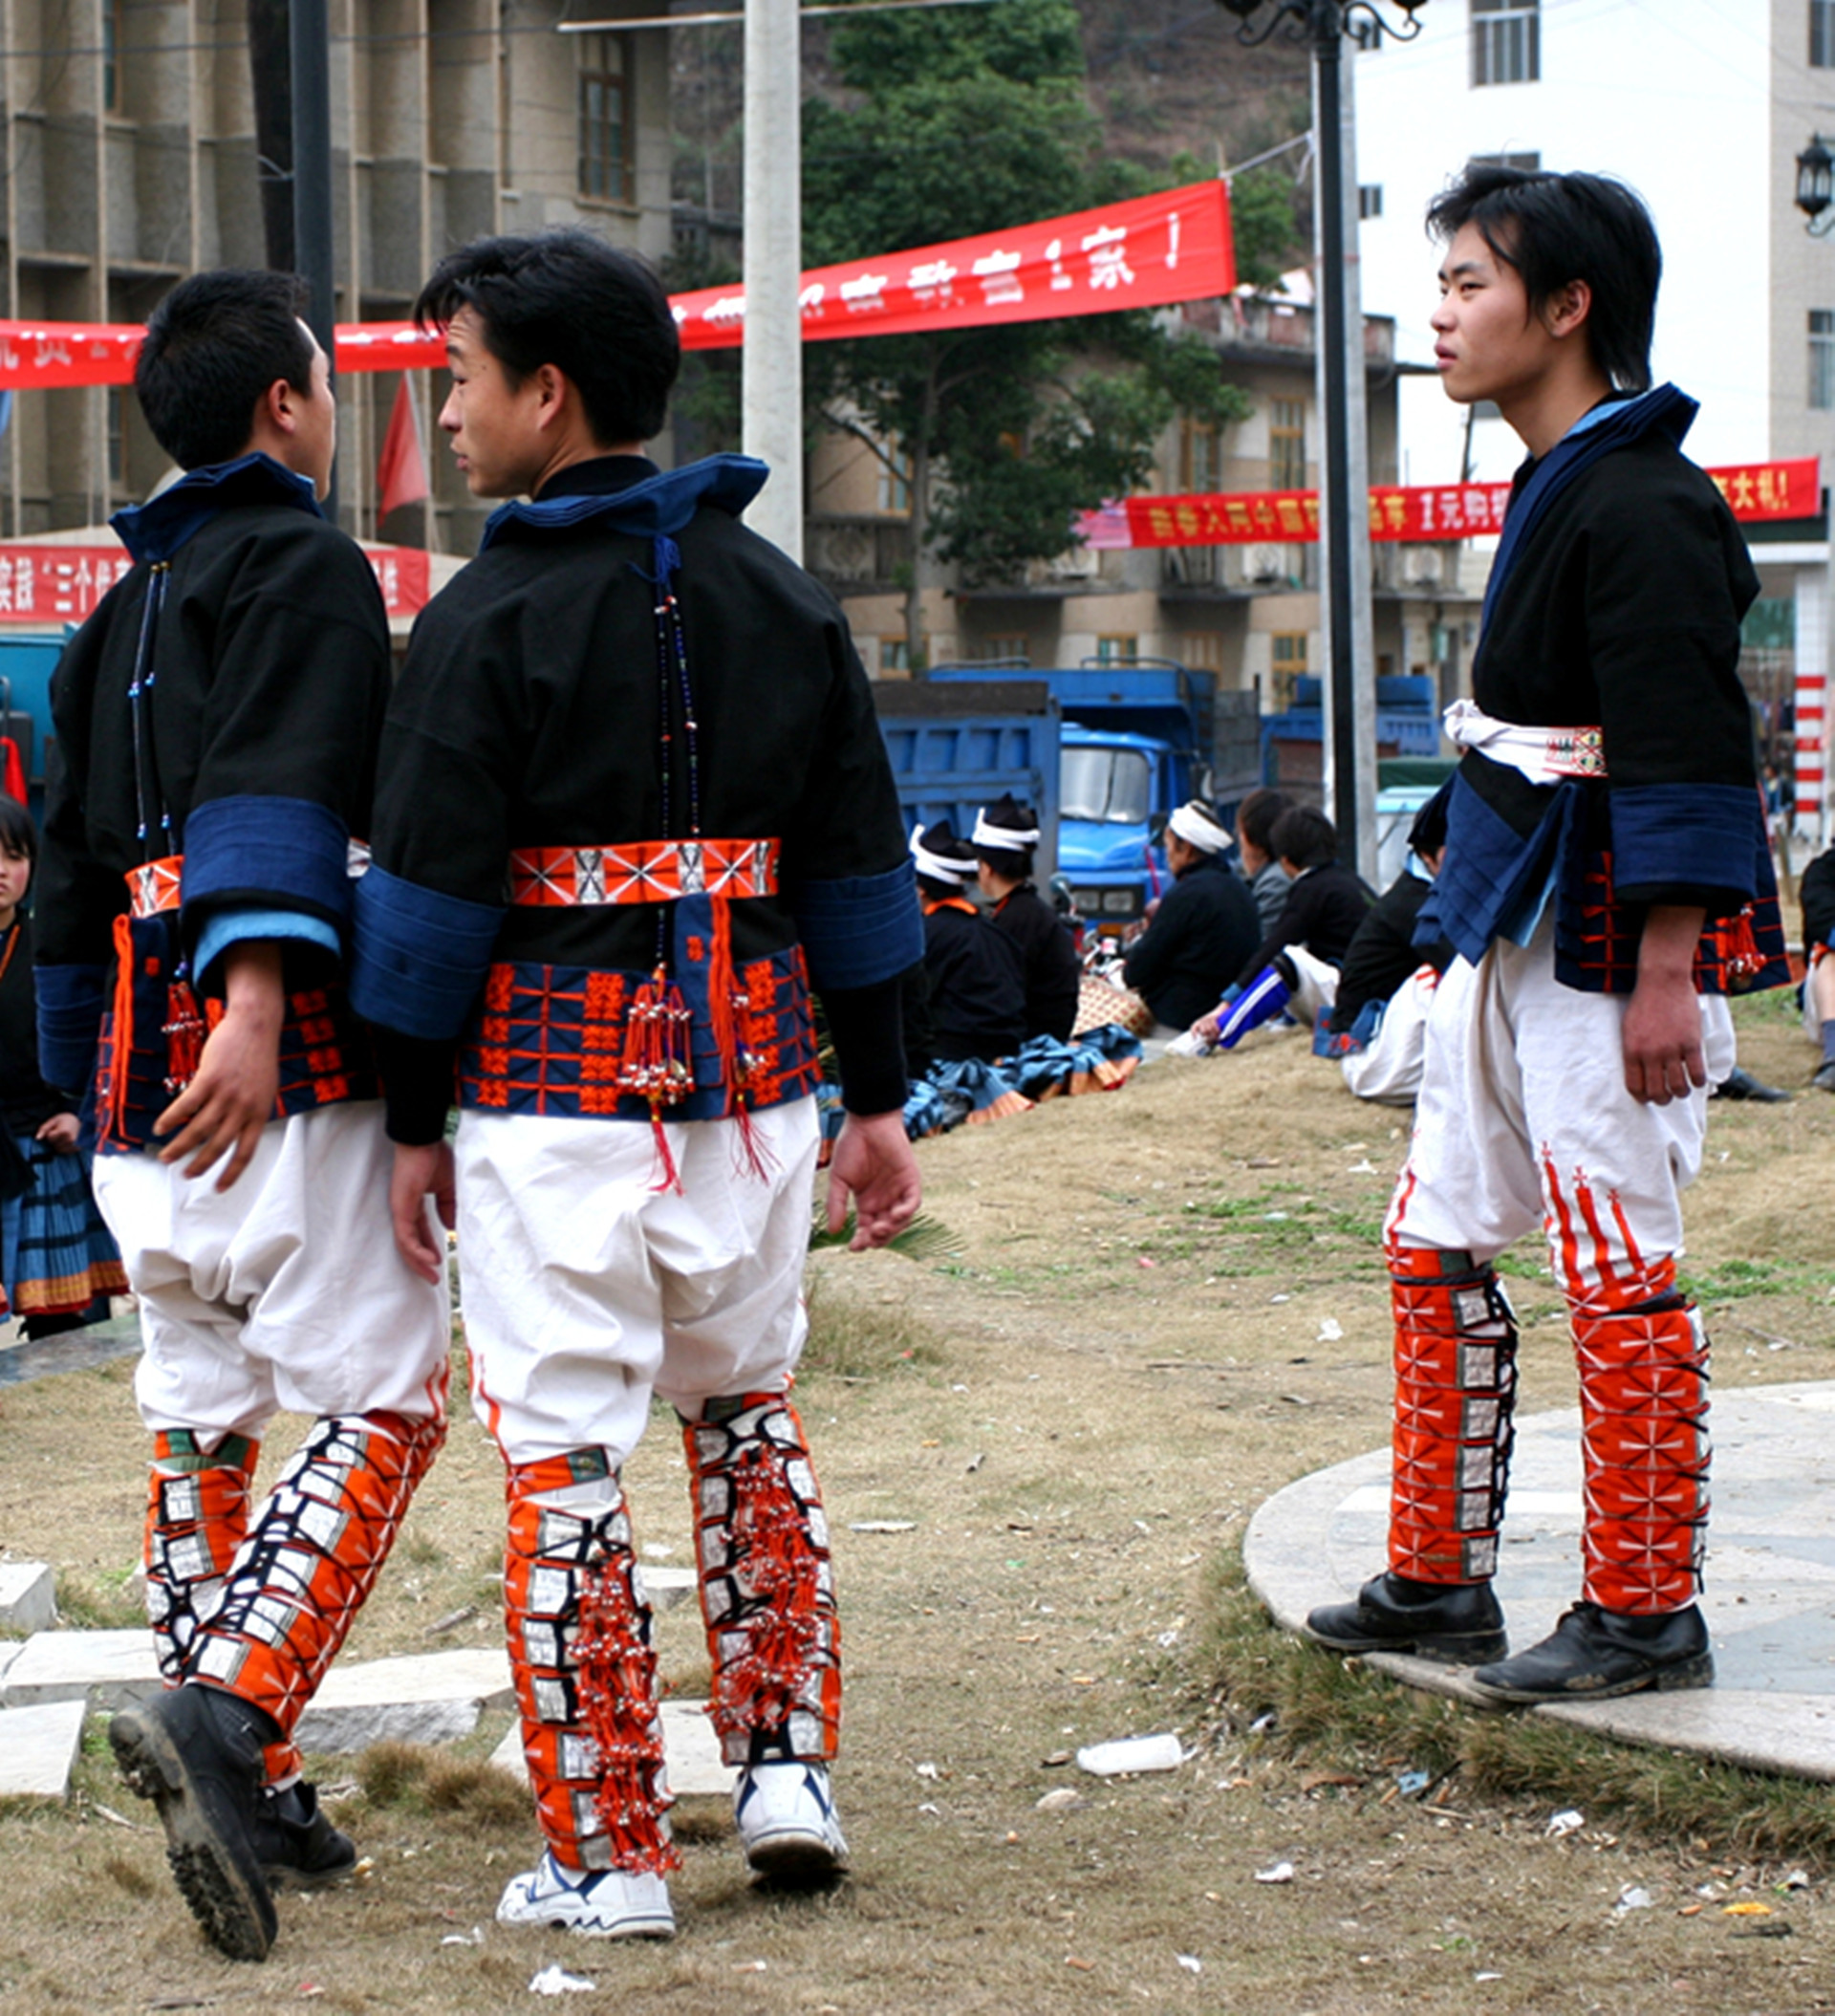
[1244,1380,1835,1784]
[641,1565,697,1612]
[0,1698,87,1799]
[490,1699,735,1802]
[0,1563,55,1634]
[295,1648,515,1755]
[0,1630,160,1711]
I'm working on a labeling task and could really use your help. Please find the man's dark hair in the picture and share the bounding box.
[1270,805,1337,871]
[1237,787,1288,857]
[0,795,35,864]
[416,229,680,445]
[1426,164,1660,393]
[136,271,315,470]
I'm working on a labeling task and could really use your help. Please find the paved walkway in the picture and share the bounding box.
[0,1313,141,1388]
[1245,1380,1835,1784]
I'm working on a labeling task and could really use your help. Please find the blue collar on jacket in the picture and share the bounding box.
[1479,383,1696,636]
[478,452,768,553]
[112,452,321,565]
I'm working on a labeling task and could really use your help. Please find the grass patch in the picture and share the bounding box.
[1680,1255,1835,1303]
[1198,1555,1835,1868]
[353,1740,529,1832]
[54,1568,143,1632]
[799,1269,944,1380]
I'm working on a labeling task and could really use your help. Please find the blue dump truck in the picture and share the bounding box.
[872,660,1263,933]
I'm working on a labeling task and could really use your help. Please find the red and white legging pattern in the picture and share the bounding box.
[1384,924,1726,1614]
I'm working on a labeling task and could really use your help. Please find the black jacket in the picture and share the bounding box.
[1123,852,1261,1029]
[921,899,1026,1065]
[1235,858,1373,991]
[1328,871,1454,1032]
[989,882,1079,1042]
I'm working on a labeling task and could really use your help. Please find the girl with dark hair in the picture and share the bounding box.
[0,798,126,1340]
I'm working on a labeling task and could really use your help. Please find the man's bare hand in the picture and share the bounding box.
[34,1112,80,1156]
[154,943,284,1188]
[1623,905,1707,1106]
[391,1140,455,1283]
[825,1110,921,1251]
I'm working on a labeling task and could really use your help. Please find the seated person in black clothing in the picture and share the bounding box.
[1318,799,1455,1103]
[912,819,1026,1065]
[1120,800,1261,1035]
[973,794,1080,1043]
[1193,805,1373,1050]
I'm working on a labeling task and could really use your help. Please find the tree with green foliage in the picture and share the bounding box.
[802,0,1252,669]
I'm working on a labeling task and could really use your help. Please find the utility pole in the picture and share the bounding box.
[741,0,803,561]
[290,0,337,517]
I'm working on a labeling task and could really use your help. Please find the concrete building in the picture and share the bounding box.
[805,289,1484,749]
[0,0,673,549]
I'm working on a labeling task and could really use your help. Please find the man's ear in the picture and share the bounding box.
[532,362,570,431]
[1542,276,1592,342]
[261,376,300,437]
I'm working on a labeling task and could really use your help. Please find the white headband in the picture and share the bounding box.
[1168,801,1230,855]
[911,825,971,887]
[972,809,1041,851]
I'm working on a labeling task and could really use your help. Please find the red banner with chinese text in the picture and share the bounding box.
[0,183,1234,389]
[0,542,430,623]
[1077,459,1822,550]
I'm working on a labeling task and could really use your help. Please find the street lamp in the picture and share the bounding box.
[1798,138,1835,237]
[1214,0,1426,875]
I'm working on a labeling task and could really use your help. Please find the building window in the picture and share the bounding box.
[1471,0,1539,87]
[1816,0,1835,67]
[577,33,632,203]
[1468,150,1542,173]
[1270,631,1307,710]
[982,634,1030,665]
[1180,417,1221,493]
[103,0,126,113]
[1269,397,1306,490]
[1095,635,1138,666]
[1811,312,1835,411]
[1181,631,1223,671]
[880,637,912,674]
[876,442,912,515]
[1358,184,1383,221]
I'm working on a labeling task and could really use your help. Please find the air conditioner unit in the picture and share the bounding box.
[1241,543,1286,584]
[1047,544,1097,579]
[1400,545,1443,589]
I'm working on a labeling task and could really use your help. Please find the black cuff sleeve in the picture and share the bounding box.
[820,977,908,1116]
[371,1025,457,1146]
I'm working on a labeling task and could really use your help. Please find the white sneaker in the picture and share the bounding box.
[496,1853,676,1938]
[733,1763,849,1881]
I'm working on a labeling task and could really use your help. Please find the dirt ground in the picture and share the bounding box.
[2,986,1833,2015]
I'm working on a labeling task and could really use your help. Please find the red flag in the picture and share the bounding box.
[376,374,429,518]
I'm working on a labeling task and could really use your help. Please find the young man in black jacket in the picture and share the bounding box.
[354,232,922,1940]
[1304,165,1786,1704]
[39,271,451,1962]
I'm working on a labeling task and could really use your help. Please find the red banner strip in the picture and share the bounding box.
[0,184,1233,391]
[1079,459,1823,550]
[0,542,430,623]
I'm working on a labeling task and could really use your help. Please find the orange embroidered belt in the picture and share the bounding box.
[507,836,781,907]
[128,855,184,918]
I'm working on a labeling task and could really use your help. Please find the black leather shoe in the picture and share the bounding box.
[1305,1572,1507,1665]
[1712,1066,1790,1102]
[251,1780,357,1891]
[1813,1061,1835,1095]
[1468,1600,1713,1704]
[109,1683,279,1962]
